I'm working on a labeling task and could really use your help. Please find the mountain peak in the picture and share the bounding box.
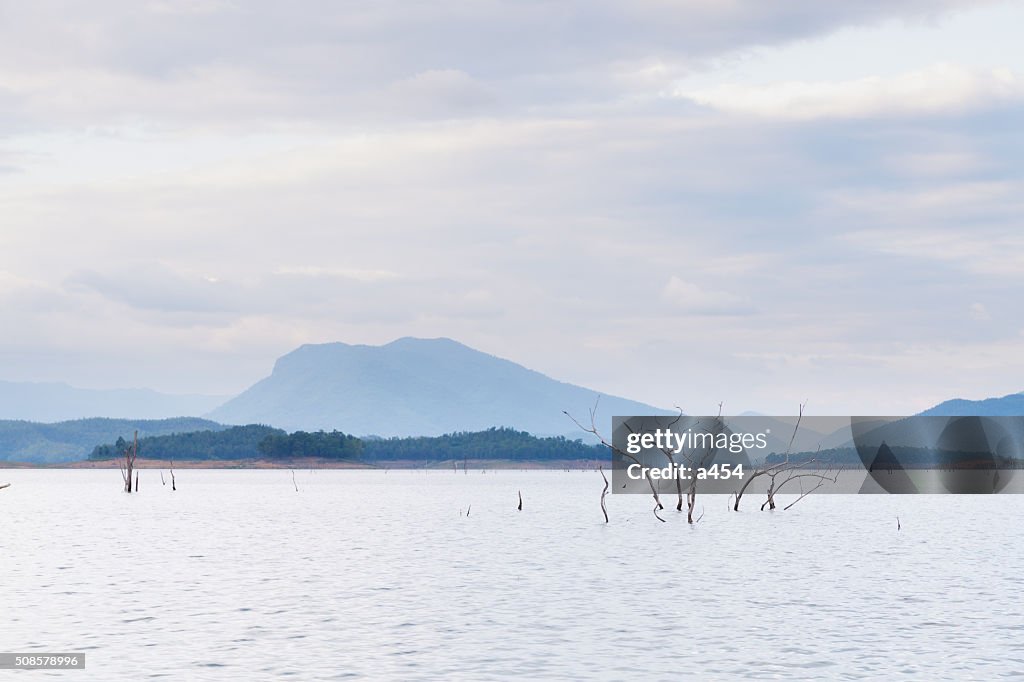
[919,392,1024,417]
[209,338,669,437]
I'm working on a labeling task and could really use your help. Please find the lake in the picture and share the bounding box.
[1,469,1022,680]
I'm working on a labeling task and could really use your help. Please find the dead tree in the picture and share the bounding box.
[120,431,138,493]
[645,404,723,524]
[169,453,176,491]
[647,407,685,511]
[733,403,804,511]
[599,466,609,523]
[564,399,664,511]
[759,451,841,511]
[732,403,840,511]
[678,408,724,524]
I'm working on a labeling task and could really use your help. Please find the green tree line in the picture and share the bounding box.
[360,427,602,462]
[88,425,602,462]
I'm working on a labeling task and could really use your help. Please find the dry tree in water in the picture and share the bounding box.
[564,398,665,515]
[567,399,715,523]
[731,403,840,512]
[120,431,138,494]
[598,466,609,523]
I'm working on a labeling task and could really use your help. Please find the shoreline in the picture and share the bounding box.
[1,457,605,470]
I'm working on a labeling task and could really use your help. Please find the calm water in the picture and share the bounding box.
[1,469,1022,680]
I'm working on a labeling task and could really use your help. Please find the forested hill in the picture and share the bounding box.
[87,426,603,464]
[0,417,227,464]
[89,424,286,461]
[360,428,603,462]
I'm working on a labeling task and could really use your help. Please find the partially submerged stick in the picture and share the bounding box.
[599,466,609,523]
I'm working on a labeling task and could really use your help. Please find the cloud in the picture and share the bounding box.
[661,276,752,315]
[1,1,1022,413]
[66,266,246,314]
[970,303,991,321]
[676,64,1024,119]
[272,266,402,282]
[0,1,990,131]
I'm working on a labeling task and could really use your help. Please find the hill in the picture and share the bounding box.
[0,417,228,464]
[88,424,286,462]
[206,337,670,437]
[86,425,601,464]
[0,380,225,422]
[919,392,1024,417]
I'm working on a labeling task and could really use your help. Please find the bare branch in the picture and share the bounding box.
[599,466,609,523]
[564,403,664,510]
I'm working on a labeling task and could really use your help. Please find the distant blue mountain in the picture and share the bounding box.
[0,380,226,422]
[207,337,670,437]
[0,417,228,464]
[918,392,1024,417]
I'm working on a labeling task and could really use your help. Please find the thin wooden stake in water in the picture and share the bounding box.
[0,482,10,491]
[599,467,609,523]
[518,490,522,511]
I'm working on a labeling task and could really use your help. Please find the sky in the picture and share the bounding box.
[1,0,1022,415]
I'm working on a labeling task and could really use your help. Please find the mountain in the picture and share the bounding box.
[0,380,226,422]
[207,337,670,437]
[919,392,1024,417]
[0,417,228,464]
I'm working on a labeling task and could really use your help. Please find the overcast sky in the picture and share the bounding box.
[2,0,1022,414]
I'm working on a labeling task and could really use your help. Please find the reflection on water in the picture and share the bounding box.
[1,469,1022,680]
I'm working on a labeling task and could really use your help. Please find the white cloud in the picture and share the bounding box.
[1,1,1022,414]
[842,227,1024,279]
[970,303,991,321]
[272,267,402,282]
[661,276,751,314]
[676,63,1024,119]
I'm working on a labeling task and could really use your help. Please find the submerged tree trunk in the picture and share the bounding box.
[121,431,138,493]
[599,467,609,523]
